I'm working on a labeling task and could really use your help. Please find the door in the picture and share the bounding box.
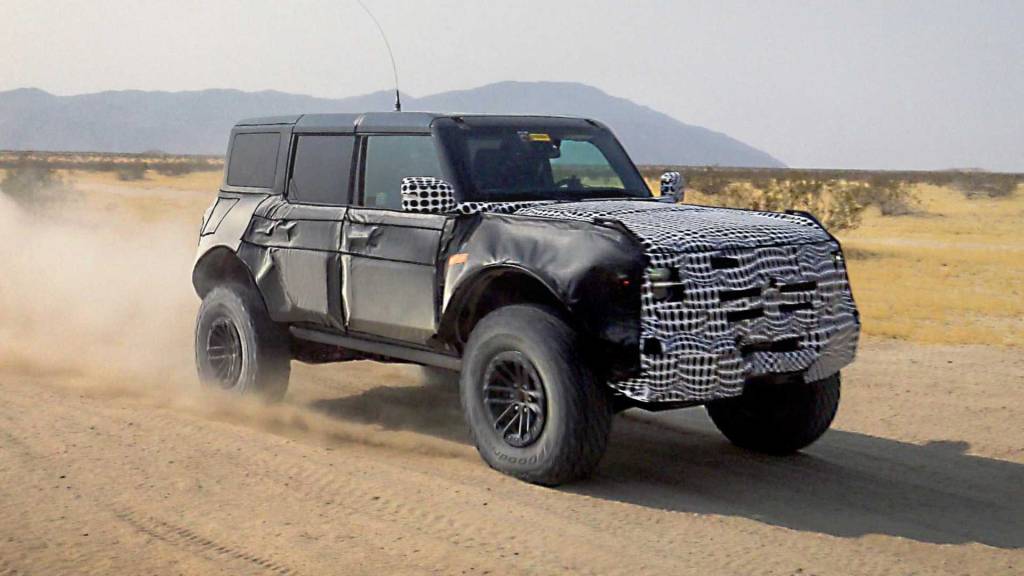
[344,134,448,344]
[258,133,355,330]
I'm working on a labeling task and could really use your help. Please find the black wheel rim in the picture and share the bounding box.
[482,351,546,448]
[205,317,243,389]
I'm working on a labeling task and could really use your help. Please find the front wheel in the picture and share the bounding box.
[194,284,291,401]
[706,373,841,454]
[460,305,613,486]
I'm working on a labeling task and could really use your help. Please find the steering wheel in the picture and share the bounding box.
[554,176,584,190]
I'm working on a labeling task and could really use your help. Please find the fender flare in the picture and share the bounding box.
[192,245,260,297]
[438,263,569,346]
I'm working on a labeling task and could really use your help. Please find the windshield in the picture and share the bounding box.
[435,120,651,202]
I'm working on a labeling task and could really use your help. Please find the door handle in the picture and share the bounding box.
[348,226,381,249]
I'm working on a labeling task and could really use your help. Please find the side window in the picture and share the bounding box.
[362,136,444,210]
[288,135,355,205]
[227,132,280,188]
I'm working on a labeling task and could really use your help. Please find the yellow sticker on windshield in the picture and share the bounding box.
[528,133,552,142]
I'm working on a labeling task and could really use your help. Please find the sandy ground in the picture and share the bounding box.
[0,181,1022,575]
[2,343,1022,576]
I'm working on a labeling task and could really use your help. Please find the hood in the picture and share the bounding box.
[513,200,833,254]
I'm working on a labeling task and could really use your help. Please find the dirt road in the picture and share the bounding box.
[0,185,1021,575]
[1,340,1021,575]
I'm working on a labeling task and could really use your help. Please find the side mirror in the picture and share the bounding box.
[401,177,456,214]
[659,171,684,203]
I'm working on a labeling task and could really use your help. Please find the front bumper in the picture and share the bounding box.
[609,241,861,403]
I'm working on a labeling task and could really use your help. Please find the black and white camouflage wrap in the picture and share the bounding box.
[400,177,457,213]
[400,187,859,401]
[514,200,860,403]
[455,200,554,215]
[401,177,554,215]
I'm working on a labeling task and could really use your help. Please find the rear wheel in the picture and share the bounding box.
[460,305,612,486]
[194,284,291,401]
[706,373,840,454]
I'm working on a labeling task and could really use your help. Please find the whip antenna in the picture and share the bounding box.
[355,0,402,112]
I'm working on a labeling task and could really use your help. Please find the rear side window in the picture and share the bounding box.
[362,136,444,209]
[227,132,280,188]
[288,135,355,205]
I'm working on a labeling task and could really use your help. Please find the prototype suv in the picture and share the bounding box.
[194,112,859,485]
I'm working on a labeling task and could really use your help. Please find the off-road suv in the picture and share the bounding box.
[194,112,859,485]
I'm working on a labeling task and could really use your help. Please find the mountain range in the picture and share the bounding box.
[0,81,783,167]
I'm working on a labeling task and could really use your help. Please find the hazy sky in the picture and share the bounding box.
[4,0,1022,170]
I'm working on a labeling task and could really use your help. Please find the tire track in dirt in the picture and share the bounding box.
[0,377,685,575]
[112,509,296,575]
[53,384,905,574]
[119,397,686,575]
[0,382,305,576]
[0,380,509,574]
[0,559,23,576]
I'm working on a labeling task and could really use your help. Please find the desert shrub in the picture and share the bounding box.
[116,163,148,181]
[0,151,225,174]
[857,177,921,216]
[0,163,65,207]
[153,159,220,176]
[711,179,867,232]
[641,166,948,229]
[949,174,1020,199]
[154,163,195,177]
[683,170,733,197]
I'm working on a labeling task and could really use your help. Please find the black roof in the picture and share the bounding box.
[235,112,602,134]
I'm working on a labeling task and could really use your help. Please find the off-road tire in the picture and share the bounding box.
[706,373,840,454]
[195,284,291,401]
[460,305,613,486]
[419,366,459,388]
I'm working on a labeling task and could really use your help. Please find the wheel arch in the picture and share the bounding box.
[438,264,570,351]
[192,246,259,298]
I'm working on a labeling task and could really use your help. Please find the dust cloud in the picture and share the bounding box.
[0,187,468,458]
[0,191,197,388]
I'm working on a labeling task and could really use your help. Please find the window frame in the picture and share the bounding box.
[284,133,358,207]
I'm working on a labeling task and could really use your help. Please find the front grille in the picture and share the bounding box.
[618,241,855,401]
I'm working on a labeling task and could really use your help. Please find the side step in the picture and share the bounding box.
[290,327,462,371]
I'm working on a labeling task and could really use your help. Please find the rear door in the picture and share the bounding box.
[343,134,448,344]
[259,133,355,330]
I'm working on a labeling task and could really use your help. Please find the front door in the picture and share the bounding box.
[344,134,448,344]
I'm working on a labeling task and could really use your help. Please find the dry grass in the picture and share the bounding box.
[57,169,217,222]
[839,185,1023,347]
[61,168,222,192]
